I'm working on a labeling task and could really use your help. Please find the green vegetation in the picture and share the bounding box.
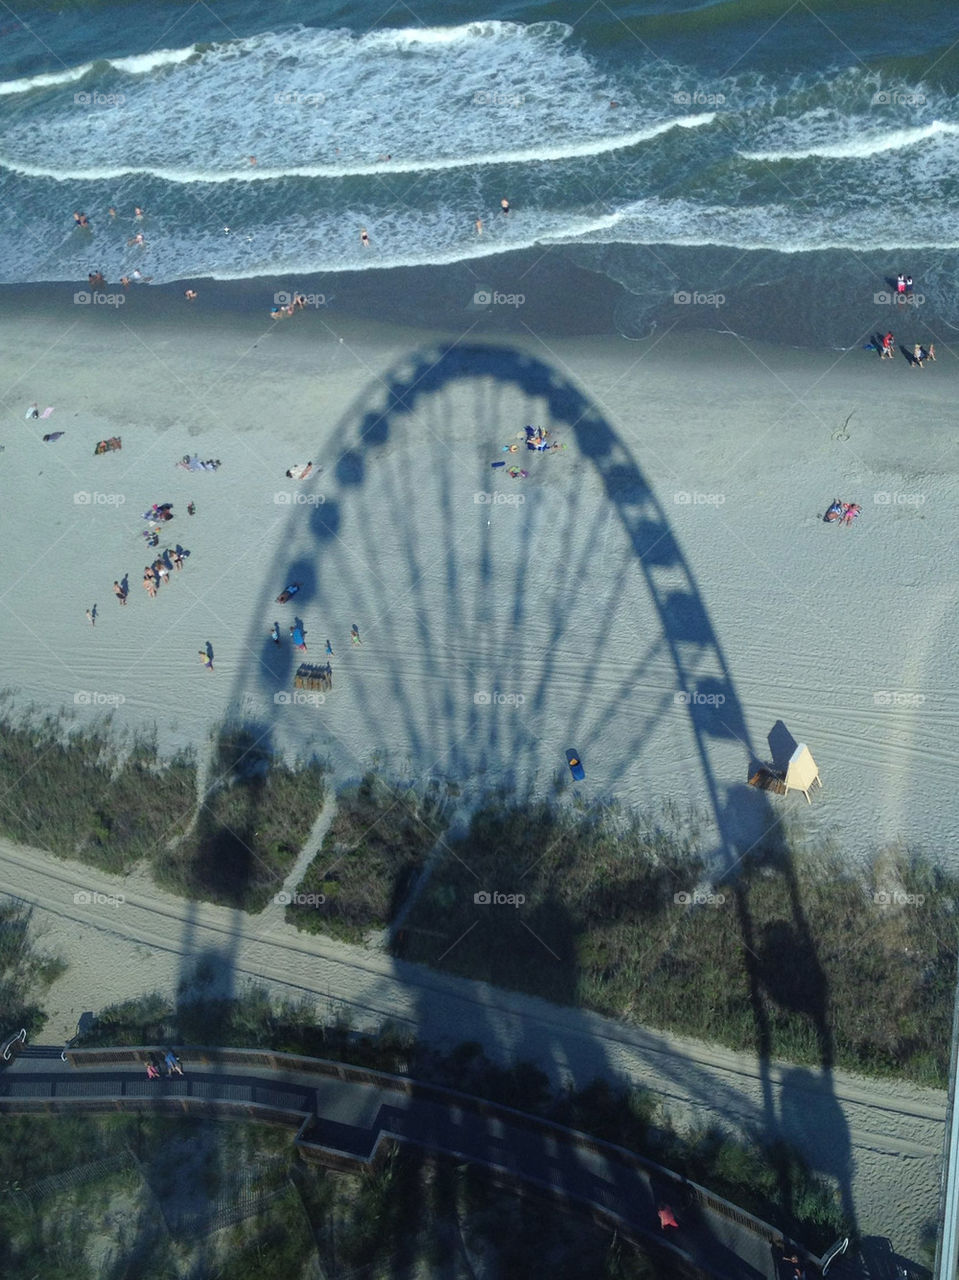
[0,710,194,873]
[288,772,447,941]
[157,725,326,911]
[0,899,65,1034]
[0,1113,661,1280]
[0,711,326,912]
[395,800,958,1086]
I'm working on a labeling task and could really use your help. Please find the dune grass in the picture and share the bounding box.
[155,725,327,912]
[0,710,195,873]
[394,799,957,1086]
[0,899,66,1035]
[287,773,447,942]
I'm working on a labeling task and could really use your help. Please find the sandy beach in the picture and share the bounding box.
[0,278,956,870]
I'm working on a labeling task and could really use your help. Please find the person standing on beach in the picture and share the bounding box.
[86,607,96,626]
[325,638,333,656]
[271,622,281,645]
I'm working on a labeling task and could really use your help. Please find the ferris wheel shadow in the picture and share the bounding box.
[232,340,858,1245]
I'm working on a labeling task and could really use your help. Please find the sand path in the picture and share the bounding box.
[0,835,944,1258]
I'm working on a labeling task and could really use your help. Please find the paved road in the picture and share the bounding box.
[0,1044,810,1280]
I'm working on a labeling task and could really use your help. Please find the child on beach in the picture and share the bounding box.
[113,580,127,605]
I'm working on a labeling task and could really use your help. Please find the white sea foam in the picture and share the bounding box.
[741,120,959,162]
[0,46,197,96]
[0,115,714,183]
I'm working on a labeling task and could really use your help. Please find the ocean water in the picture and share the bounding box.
[2,0,959,341]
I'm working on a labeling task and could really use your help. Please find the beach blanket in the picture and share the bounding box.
[177,454,220,471]
[40,407,54,419]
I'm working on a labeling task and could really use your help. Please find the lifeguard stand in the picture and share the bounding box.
[783,744,822,803]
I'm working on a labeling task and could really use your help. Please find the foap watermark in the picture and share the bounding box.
[74,889,125,907]
[675,690,726,708]
[472,289,525,308]
[474,890,526,906]
[474,691,526,707]
[874,291,924,306]
[274,490,326,506]
[871,90,925,107]
[874,491,926,506]
[673,90,725,107]
[274,691,326,707]
[873,889,925,907]
[74,290,125,307]
[674,491,725,506]
[274,291,326,308]
[873,690,925,708]
[274,890,326,906]
[74,690,125,707]
[273,90,326,107]
[674,890,726,907]
[474,491,524,506]
[74,90,125,107]
[673,290,725,307]
[74,491,126,506]
[473,90,526,107]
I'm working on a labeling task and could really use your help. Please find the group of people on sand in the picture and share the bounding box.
[878,331,935,367]
[270,294,312,319]
[143,547,186,596]
[825,500,861,527]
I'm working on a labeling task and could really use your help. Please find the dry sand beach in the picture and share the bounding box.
[0,280,956,867]
[1,276,957,1260]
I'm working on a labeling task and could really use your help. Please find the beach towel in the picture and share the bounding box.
[40,407,54,419]
[42,432,64,442]
[286,462,313,480]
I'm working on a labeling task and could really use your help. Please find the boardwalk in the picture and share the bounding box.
[0,1043,832,1280]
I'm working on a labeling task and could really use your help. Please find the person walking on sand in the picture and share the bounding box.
[325,638,333,656]
[271,621,281,645]
[86,607,96,626]
[912,343,925,369]
[924,342,936,362]
[881,331,895,359]
[187,501,196,516]
[113,580,127,605]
